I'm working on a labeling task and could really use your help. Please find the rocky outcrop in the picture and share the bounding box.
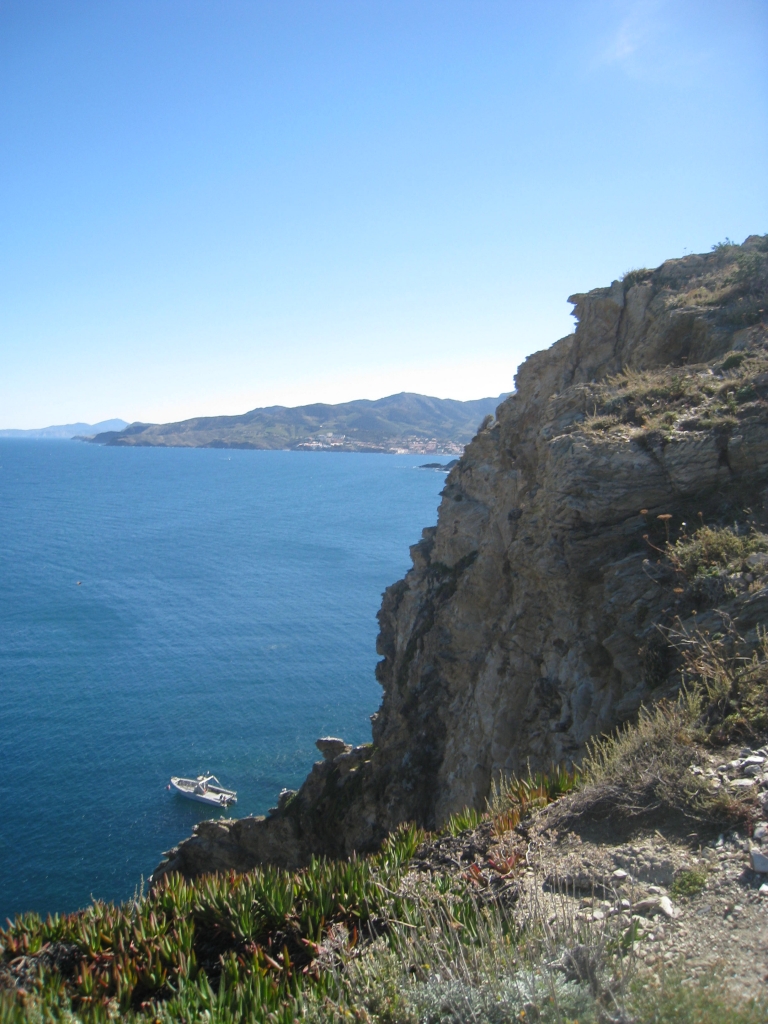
[153,235,768,883]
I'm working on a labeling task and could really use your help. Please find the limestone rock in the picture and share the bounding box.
[315,737,350,760]
[658,896,680,920]
[277,788,297,810]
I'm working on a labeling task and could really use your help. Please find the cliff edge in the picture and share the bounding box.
[154,234,768,882]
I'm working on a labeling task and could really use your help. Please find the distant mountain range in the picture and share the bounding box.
[0,419,128,440]
[82,393,510,454]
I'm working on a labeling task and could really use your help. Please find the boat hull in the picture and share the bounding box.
[170,776,237,807]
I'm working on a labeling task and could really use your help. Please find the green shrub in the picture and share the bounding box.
[669,869,708,899]
[669,525,768,579]
[721,352,744,371]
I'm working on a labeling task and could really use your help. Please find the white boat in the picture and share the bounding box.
[169,774,237,807]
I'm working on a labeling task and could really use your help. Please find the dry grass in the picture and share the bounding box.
[667,525,768,579]
[671,622,768,745]
[567,237,768,443]
[577,344,768,441]
[302,858,768,1024]
[626,968,768,1024]
[667,235,768,323]
[545,653,765,836]
[560,690,743,830]
[305,884,622,1024]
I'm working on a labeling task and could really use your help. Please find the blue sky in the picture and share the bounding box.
[0,0,766,428]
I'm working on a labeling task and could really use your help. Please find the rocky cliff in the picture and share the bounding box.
[154,234,768,881]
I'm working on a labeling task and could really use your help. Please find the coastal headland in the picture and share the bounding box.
[156,233,768,878]
[4,234,768,1020]
[81,392,510,455]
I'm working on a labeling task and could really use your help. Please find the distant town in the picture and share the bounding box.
[78,393,506,451]
[295,434,465,455]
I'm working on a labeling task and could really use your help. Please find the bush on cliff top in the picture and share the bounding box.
[668,524,768,579]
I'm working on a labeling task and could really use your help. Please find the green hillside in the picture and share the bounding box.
[84,392,509,452]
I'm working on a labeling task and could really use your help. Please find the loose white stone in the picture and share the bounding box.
[750,847,768,873]
[753,823,768,841]
[612,868,628,880]
[730,778,756,788]
[759,883,768,895]
[658,896,680,919]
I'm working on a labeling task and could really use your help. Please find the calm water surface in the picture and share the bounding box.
[0,441,451,920]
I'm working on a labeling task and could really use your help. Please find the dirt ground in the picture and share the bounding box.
[409,742,768,1004]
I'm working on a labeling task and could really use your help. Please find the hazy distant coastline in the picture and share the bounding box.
[0,419,128,440]
[80,393,509,455]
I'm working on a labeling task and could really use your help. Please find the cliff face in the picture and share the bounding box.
[365,234,768,830]
[153,235,768,881]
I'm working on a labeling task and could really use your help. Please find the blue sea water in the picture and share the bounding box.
[0,440,452,921]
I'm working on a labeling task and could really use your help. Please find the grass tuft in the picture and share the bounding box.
[668,525,768,578]
[669,869,708,899]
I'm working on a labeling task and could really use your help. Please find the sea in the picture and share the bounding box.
[0,440,453,922]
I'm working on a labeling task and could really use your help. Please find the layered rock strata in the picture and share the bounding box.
[153,235,768,882]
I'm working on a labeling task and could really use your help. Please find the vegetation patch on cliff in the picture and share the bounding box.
[572,235,768,438]
[542,620,767,842]
[0,825,424,1022]
[578,339,768,443]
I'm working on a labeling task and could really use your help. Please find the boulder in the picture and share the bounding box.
[315,737,351,760]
